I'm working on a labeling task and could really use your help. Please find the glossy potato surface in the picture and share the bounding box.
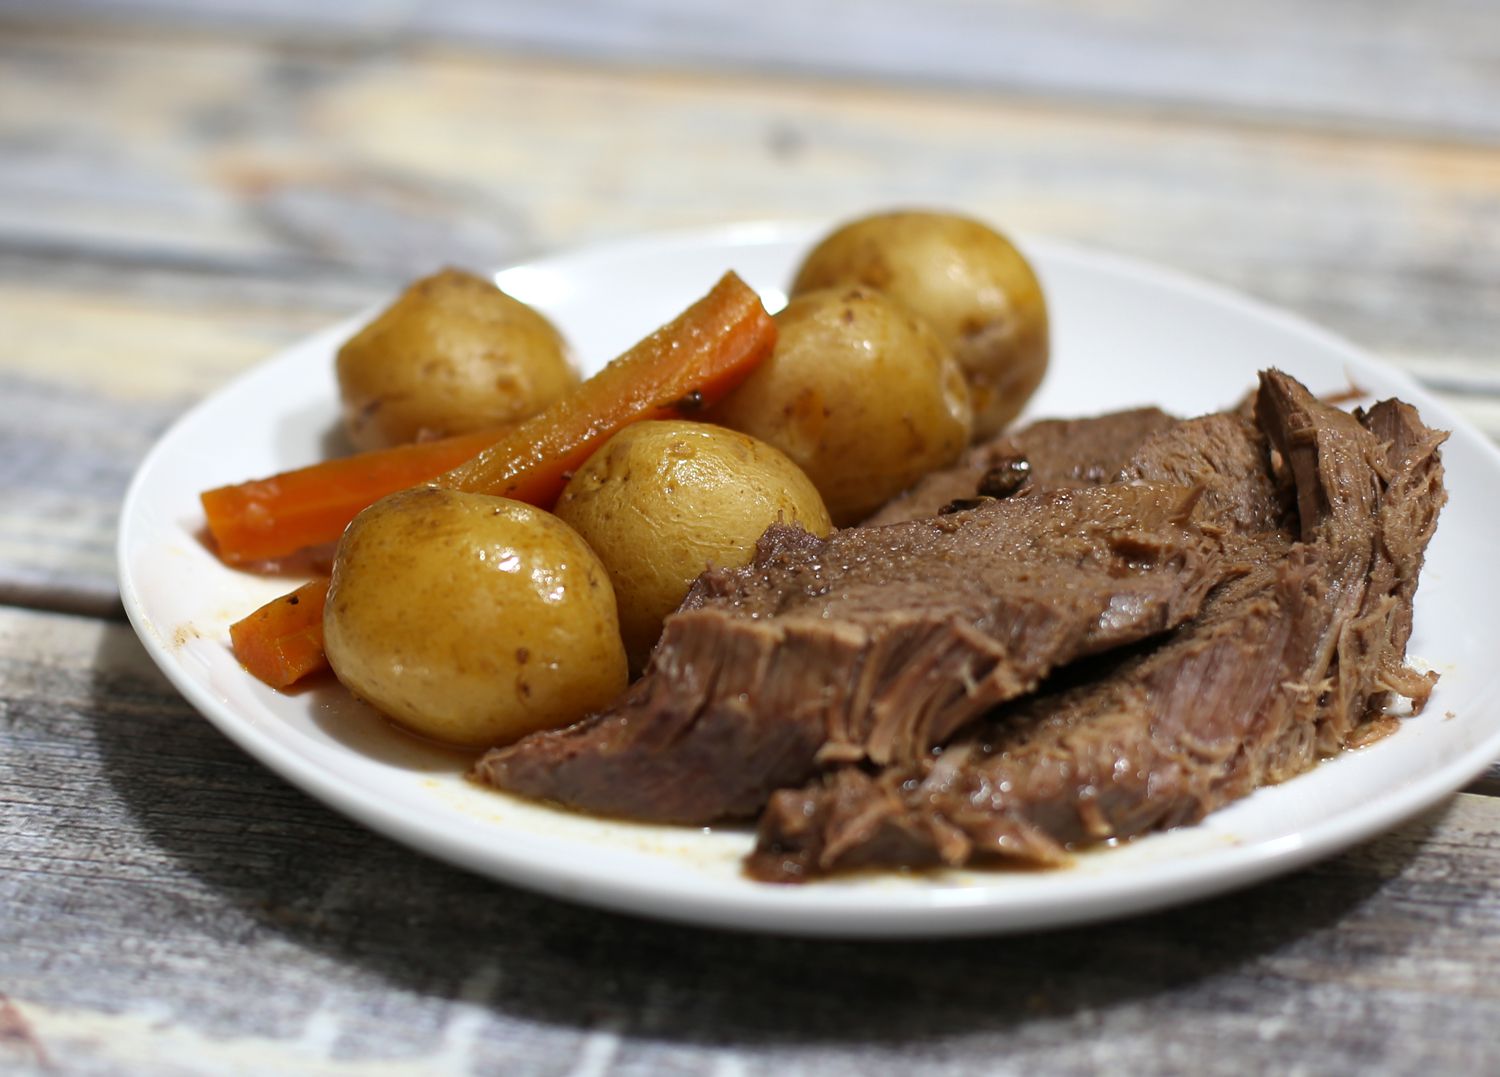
[791,210,1048,439]
[336,268,578,450]
[324,488,627,747]
[554,421,832,670]
[710,286,972,525]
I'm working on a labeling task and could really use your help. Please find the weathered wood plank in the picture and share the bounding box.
[0,25,1497,367]
[12,0,1500,142]
[2,604,1499,1074]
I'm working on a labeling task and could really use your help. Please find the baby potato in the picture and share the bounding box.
[791,210,1048,439]
[710,286,972,526]
[554,420,832,671]
[337,268,578,451]
[323,487,627,748]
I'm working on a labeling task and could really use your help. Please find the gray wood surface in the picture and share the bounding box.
[17,0,1500,140]
[2,3,1499,1073]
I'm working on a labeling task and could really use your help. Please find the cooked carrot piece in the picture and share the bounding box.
[228,578,331,688]
[438,271,776,504]
[202,428,503,565]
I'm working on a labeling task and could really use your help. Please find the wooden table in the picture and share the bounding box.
[4,4,1500,1072]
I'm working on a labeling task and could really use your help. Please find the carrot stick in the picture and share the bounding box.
[201,427,503,565]
[227,271,775,689]
[228,578,331,688]
[438,270,776,504]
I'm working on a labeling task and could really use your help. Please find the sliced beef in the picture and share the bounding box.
[1123,410,1289,536]
[474,478,1229,824]
[864,407,1178,526]
[748,371,1445,881]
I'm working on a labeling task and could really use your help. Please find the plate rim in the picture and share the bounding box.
[117,220,1500,937]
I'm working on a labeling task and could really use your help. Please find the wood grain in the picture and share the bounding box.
[16,0,1500,141]
[3,604,1499,1074]
[0,23,1495,361]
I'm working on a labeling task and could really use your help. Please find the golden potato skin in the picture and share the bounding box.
[336,268,578,451]
[324,487,627,748]
[554,421,832,671]
[709,286,972,526]
[791,210,1048,439]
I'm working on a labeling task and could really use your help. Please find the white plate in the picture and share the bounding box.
[119,222,1500,937]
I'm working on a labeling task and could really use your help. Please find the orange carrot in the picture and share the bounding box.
[438,270,776,504]
[228,578,332,688]
[202,427,503,565]
[227,271,776,689]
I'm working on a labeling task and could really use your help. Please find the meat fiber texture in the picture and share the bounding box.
[864,406,1177,526]
[749,371,1446,881]
[476,480,1228,823]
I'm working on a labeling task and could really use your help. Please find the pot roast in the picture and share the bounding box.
[474,370,1445,881]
